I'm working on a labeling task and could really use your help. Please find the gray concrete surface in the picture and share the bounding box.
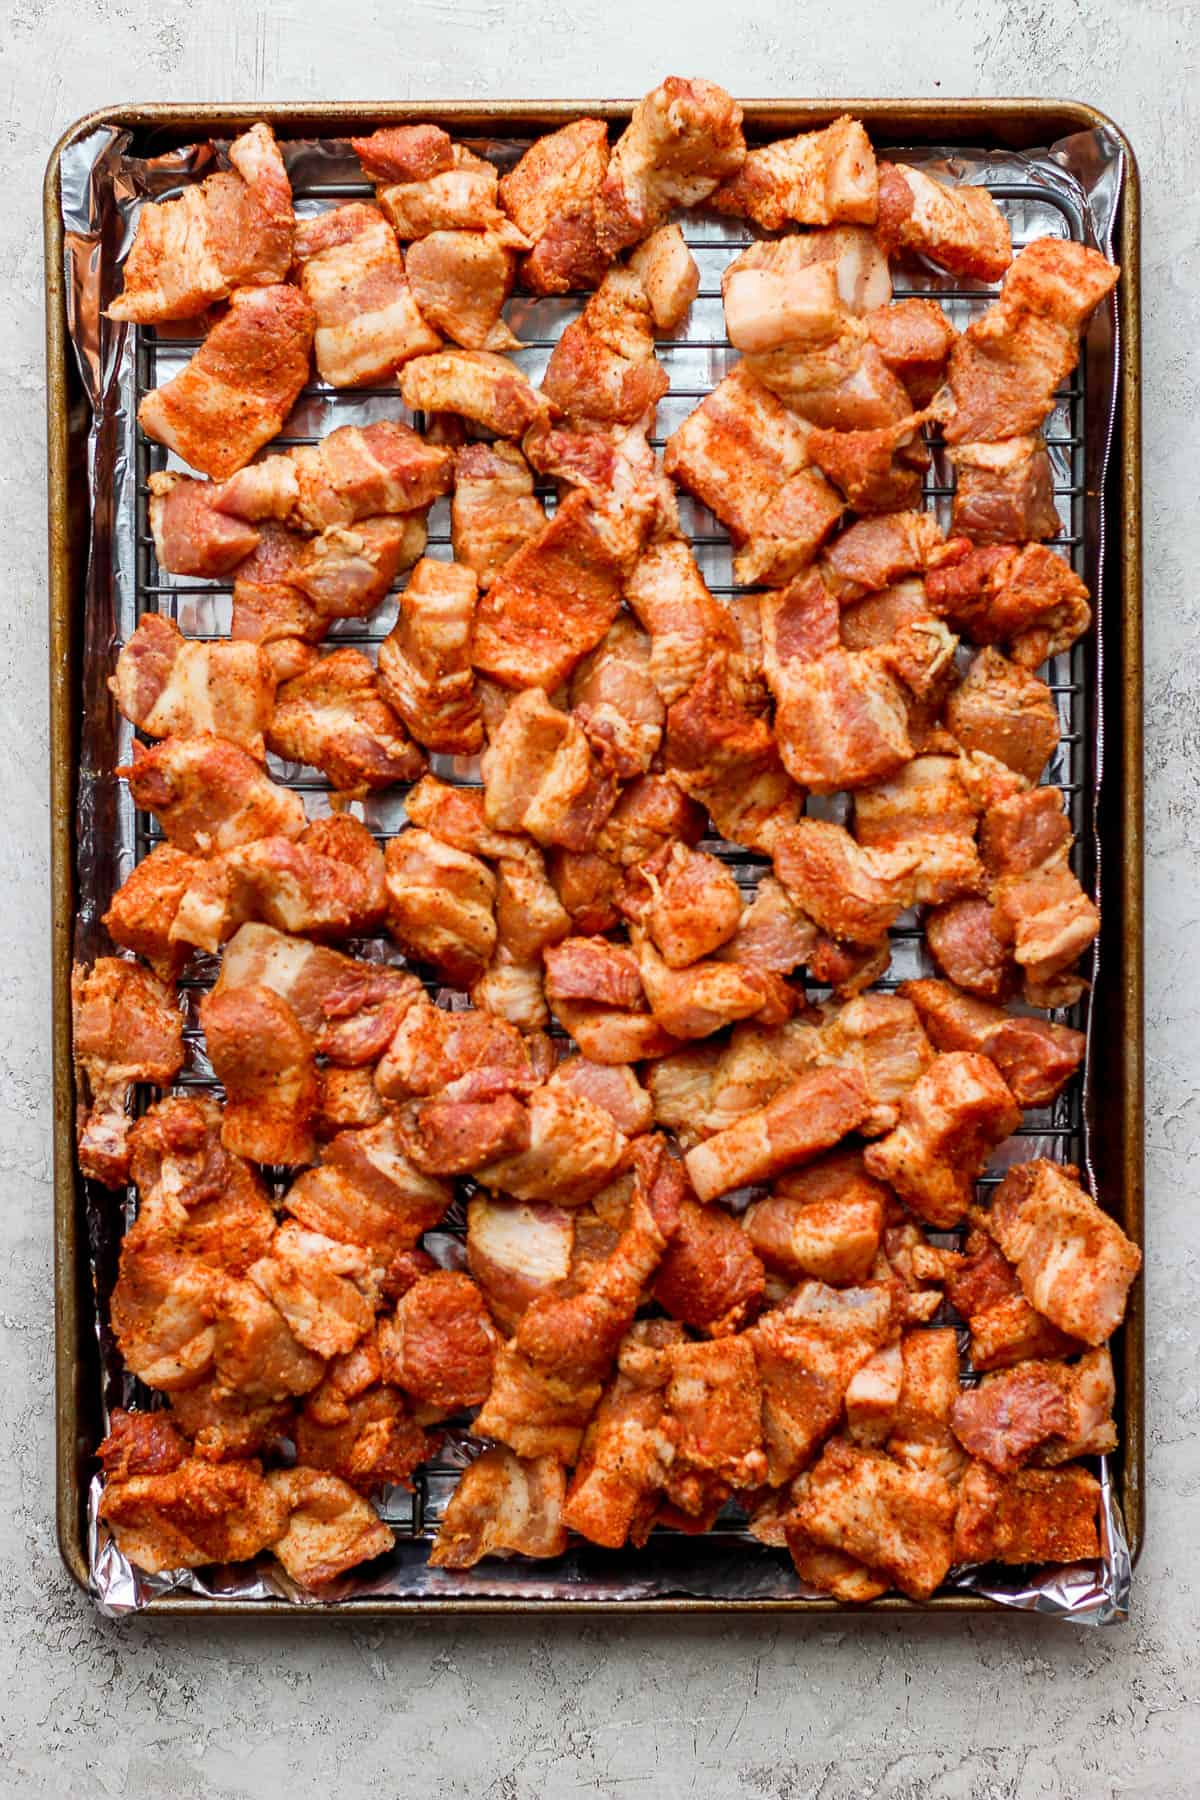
[3,1,1196,1793]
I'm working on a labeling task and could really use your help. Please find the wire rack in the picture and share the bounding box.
[106,161,1094,1543]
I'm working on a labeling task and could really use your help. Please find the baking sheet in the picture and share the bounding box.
[57,113,1131,1620]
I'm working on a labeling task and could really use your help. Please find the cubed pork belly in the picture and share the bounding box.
[862,1052,1021,1228]
[629,224,700,331]
[472,490,632,691]
[200,984,320,1166]
[926,895,1016,1001]
[563,1363,673,1549]
[293,203,440,387]
[716,875,819,982]
[742,312,914,437]
[480,688,618,852]
[267,1468,395,1587]
[950,437,1060,545]
[99,1453,288,1573]
[230,516,423,657]
[266,647,427,788]
[634,929,787,1042]
[405,228,519,352]
[383,828,496,985]
[147,471,262,577]
[875,162,1012,280]
[952,1460,1100,1565]
[950,1349,1116,1472]
[773,818,919,945]
[653,1193,766,1336]
[807,415,929,515]
[450,442,545,589]
[804,993,936,1136]
[399,348,552,437]
[866,298,956,405]
[430,1449,568,1568]
[542,935,678,1064]
[72,958,186,1188]
[791,1437,957,1600]
[499,117,612,295]
[944,646,1060,780]
[752,1279,900,1484]
[926,541,1091,668]
[110,613,274,758]
[722,234,890,382]
[247,1220,382,1362]
[171,817,388,954]
[219,924,409,1068]
[138,286,314,482]
[293,1384,429,1494]
[935,237,1119,445]
[853,755,984,905]
[352,127,527,245]
[882,1328,966,1482]
[901,978,1084,1107]
[744,1150,890,1287]
[945,1227,1080,1371]
[713,117,877,230]
[119,733,306,855]
[377,1269,498,1413]
[102,845,203,981]
[473,1149,673,1455]
[569,617,664,778]
[377,556,483,755]
[211,420,453,533]
[662,368,844,588]
[109,122,294,323]
[646,1019,817,1149]
[980,785,1099,1002]
[594,77,746,255]
[684,1065,869,1202]
[821,508,947,603]
[618,842,742,968]
[665,652,804,855]
[292,1114,452,1261]
[772,647,913,794]
[466,1196,575,1334]
[625,538,741,708]
[541,265,669,429]
[984,1160,1141,1347]
[473,1080,628,1205]
[661,1334,766,1515]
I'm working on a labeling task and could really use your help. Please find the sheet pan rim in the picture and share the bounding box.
[43,94,1145,1614]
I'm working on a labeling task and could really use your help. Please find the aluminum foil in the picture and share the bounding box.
[57,113,1130,1623]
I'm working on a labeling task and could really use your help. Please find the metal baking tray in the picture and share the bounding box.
[45,98,1143,1615]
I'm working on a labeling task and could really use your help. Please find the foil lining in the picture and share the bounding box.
[58,113,1129,1623]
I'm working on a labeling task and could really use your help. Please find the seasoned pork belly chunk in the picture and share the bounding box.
[876,162,1011,280]
[294,203,440,387]
[110,122,294,323]
[499,117,612,295]
[594,77,745,254]
[111,614,274,757]
[450,442,545,589]
[713,117,877,230]
[267,647,426,789]
[138,285,314,481]
[72,958,185,1187]
[377,556,483,755]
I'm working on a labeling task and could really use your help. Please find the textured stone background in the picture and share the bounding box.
[6,2,1196,1793]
